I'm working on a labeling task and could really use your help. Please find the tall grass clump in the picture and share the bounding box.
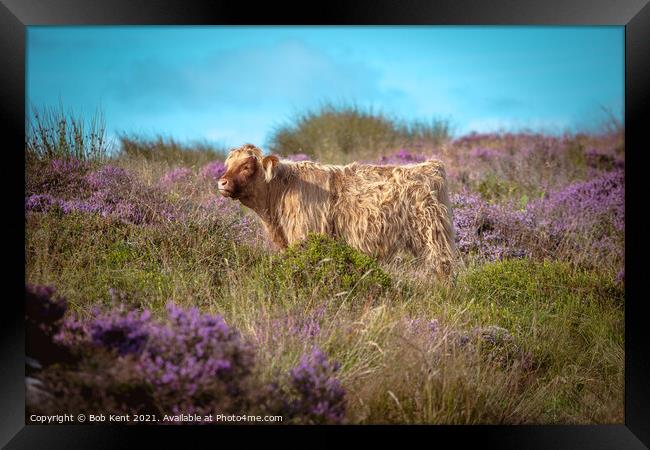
[26,104,110,163]
[268,102,451,163]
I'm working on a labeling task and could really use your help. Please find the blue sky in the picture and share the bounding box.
[27,26,624,148]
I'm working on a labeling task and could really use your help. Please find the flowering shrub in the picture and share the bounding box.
[452,192,534,261]
[284,348,347,424]
[287,306,326,339]
[140,304,255,416]
[31,285,347,424]
[88,308,152,356]
[159,167,193,187]
[197,195,241,217]
[469,147,504,161]
[375,149,427,165]
[533,168,624,234]
[25,194,56,212]
[451,165,624,270]
[85,165,131,190]
[284,153,311,162]
[46,299,256,419]
[26,157,92,198]
[529,168,624,265]
[616,268,624,285]
[199,160,226,181]
[26,160,176,224]
[403,317,440,339]
[265,233,391,297]
[191,195,261,246]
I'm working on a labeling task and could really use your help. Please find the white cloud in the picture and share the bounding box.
[107,39,397,113]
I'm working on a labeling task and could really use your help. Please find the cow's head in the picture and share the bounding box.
[218,144,279,200]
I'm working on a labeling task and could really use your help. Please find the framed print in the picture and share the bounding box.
[2,0,648,447]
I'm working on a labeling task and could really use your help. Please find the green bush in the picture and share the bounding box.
[461,259,623,308]
[263,234,391,298]
[267,102,451,162]
[458,259,623,379]
[474,173,544,205]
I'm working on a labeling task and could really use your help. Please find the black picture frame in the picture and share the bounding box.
[2,0,648,447]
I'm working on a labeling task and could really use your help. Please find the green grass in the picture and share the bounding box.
[475,172,536,204]
[26,210,245,313]
[26,207,624,424]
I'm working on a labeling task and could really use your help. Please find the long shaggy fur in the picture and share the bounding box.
[222,144,456,278]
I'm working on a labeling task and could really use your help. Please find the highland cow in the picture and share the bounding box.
[218,144,456,278]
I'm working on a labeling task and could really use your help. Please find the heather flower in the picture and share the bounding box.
[26,158,91,199]
[29,288,348,423]
[195,195,262,244]
[199,160,226,181]
[376,149,427,165]
[138,303,255,413]
[160,167,193,187]
[469,147,503,161]
[537,171,624,263]
[199,195,241,216]
[25,194,56,212]
[261,306,326,343]
[452,191,534,261]
[89,308,152,356]
[196,162,264,238]
[54,301,255,416]
[26,161,180,225]
[84,165,131,190]
[530,168,624,240]
[286,348,346,424]
[616,268,624,285]
[58,198,103,215]
[289,306,325,339]
[236,215,261,242]
[53,314,89,349]
[284,153,311,162]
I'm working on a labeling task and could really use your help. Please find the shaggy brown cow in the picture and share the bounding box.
[218,144,456,278]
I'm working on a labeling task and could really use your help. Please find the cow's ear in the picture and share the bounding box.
[262,155,279,182]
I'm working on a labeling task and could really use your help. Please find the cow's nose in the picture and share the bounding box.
[218,178,229,189]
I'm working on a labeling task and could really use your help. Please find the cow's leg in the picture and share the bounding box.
[409,236,453,279]
[263,221,288,250]
[407,213,455,280]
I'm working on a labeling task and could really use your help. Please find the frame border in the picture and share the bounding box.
[3,0,648,447]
